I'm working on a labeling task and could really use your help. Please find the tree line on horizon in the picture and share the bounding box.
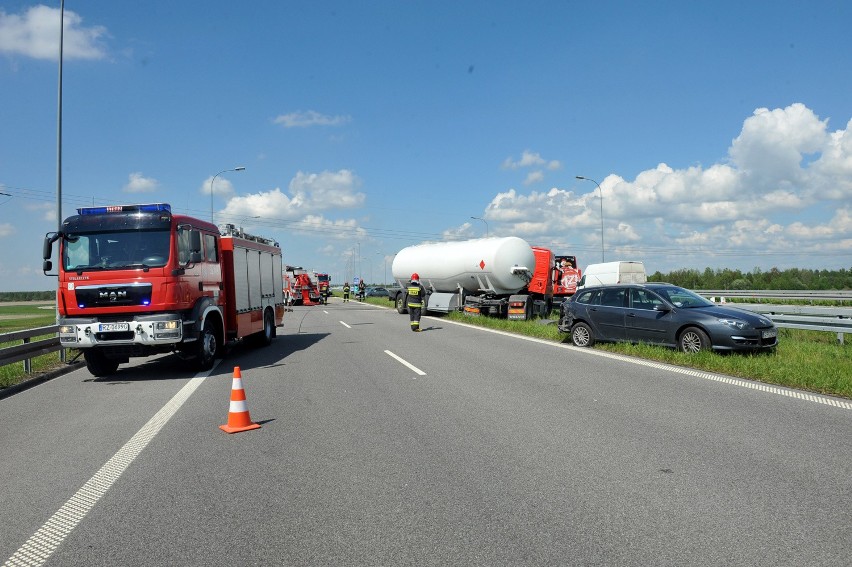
[648,266,852,290]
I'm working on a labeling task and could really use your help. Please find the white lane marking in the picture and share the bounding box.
[3,362,219,567]
[385,350,426,377]
[440,317,852,411]
[339,321,352,329]
[323,310,329,314]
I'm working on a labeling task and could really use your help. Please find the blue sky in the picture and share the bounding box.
[2,1,851,291]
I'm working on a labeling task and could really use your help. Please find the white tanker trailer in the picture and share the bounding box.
[388,237,556,320]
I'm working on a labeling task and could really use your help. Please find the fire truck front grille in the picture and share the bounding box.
[74,284,153,308]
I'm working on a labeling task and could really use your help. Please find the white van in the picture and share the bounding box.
[577,261,646,289]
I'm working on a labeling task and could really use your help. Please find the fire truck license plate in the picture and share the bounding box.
[99,323,130,332]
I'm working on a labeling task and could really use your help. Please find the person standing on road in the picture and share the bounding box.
[407,273,426,332]
[319,280,330,305]
[343,282,351,302]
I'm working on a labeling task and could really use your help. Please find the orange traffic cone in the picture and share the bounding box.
[219,366,261,434]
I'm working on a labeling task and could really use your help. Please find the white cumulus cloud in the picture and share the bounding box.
[219,169,365,228]
[502,150,561,171]
[0,5,108,61]
[472,104,852,270]
[123,172,158,193]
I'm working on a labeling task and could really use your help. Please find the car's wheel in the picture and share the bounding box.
[679,326,710,353]
[571,322,595,347]
[194,319,217,371]
[396,294,408,314]
[84,349,119,377]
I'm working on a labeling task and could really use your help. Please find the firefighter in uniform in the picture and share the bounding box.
[407,273,426,332]
[343,282,351,302]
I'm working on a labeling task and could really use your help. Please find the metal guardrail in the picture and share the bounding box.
[698,289,852,301]
[0,325,65,374]
[696,294,852,344]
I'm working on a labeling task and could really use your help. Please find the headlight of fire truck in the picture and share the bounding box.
[59,325,77,342]
[153,320,181,339]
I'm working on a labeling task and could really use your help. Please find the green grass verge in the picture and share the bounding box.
[0,303,72,390]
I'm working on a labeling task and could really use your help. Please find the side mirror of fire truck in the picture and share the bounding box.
[42,232,61,273]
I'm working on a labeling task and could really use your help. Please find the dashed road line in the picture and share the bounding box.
[385,350,426,377]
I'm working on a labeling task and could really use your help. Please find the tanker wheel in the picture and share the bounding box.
[396,294,408,314]
[194,320,217,371]
[84,350,119,377]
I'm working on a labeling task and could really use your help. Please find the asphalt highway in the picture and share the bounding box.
[1,299,850,566]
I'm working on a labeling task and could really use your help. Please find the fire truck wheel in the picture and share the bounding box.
[258,310,274,347]
[84,350,119,377]
[194,320,217,370]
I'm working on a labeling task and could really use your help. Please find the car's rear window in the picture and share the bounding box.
[600,288,627,307]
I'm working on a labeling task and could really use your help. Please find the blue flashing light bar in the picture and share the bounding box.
[77,203,171,215]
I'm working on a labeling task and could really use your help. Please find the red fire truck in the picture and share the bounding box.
[42,203,285,376]
[284,265,321,305]
[315,273,331,304]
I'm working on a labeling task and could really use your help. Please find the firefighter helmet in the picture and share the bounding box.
[411,273,419,281]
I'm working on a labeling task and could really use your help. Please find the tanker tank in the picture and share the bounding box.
[392,237,535,295]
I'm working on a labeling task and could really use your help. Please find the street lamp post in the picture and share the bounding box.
[377,252,386,285]
[470,216,489,237]
[55,0,66,336]
[576,176,605,262]
[210,166,246,224]
[57,0,65,237]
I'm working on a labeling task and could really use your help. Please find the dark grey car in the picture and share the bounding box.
[364,286,389,297]
[559,283,778,353]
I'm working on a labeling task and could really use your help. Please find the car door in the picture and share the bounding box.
[625,288,672,345]
[586,286,627,341]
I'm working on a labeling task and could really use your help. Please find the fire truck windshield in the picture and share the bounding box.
[63,229,171,272]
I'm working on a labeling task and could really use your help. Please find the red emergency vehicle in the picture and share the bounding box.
[42,203,285,376]
[284,266,321,305]
[315,273,331,304]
